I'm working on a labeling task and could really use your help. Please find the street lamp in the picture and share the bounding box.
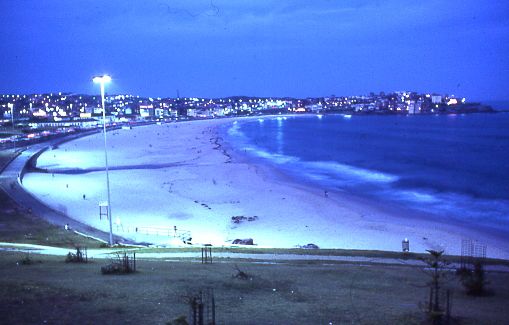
[8,103,15,151]
[93,75,114,246]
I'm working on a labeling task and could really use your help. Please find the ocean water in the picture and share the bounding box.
[225,113,509,234]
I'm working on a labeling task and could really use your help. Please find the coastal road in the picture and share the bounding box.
[0,133,133,245]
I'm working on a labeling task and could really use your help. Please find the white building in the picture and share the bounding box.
[431,95,442,104]
[408,100,422,114]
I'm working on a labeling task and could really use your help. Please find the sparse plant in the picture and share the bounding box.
[167,315,189,325]
[458,260,489,296]
[181,288,215,325]
[65,246,88,263]
[233,264,250,280]
[101,251,136,275]
[18,253,34,265]
[419,250,453,325]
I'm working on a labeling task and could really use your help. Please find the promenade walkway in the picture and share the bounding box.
[2,242,509,272]
[0,133,134,245]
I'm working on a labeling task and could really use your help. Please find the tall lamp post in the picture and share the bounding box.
[8,103,15,151]
[93,75,114,246]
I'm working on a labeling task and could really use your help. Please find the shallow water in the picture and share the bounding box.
[226,113,509,234]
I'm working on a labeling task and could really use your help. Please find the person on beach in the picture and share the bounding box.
[115,217,123,231]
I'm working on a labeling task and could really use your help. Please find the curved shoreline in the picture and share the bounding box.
[12,117,509,259]
[0,133,136,245]
[220,116,509,258]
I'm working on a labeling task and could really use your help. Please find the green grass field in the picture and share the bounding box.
[0,189,103,249]
[1,251,509,324]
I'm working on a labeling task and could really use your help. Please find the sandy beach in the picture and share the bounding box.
[21,118,509,259]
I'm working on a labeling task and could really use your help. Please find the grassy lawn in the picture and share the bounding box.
[0,251,508,324]
[0,148,20,169]
[0,183,103,249]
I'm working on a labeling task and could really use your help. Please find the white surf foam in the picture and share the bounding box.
[303,161,398,183]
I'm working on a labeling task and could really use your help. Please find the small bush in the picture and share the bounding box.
[101,251,136,275]
[18,254,35,265]
[233,264,250,280]
[65,246,88,263]
[101,263,127,275]
[166,315,188,325]
[458,261,489,296]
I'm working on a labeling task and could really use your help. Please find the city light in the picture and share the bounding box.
[93,75,112,84]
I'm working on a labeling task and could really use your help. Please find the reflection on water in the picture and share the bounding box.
[228,113,509,233]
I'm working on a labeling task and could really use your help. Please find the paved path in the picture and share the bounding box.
[2,242,509,272]
[0,133,134,245]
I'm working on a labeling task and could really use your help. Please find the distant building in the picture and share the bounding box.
[408,100,422,114]
[305,103,323,113]
[169,108,178,118]
[353,104,364,112]
[212,107,226,117]
[447,98,458,105]
[154,108,165,118]
[28,118,98,129]
[431,95,442,104]
[139,104,154,118]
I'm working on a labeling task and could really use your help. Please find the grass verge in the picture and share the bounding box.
[1,251,509,324]
[0,189,102,249]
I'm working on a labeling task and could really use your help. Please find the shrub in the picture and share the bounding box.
[18,254,35,265]
[101,251,136,275]
[65,246,88,263]
[166,315,188,325]
[233,264,250,280]
[459,261,489,296]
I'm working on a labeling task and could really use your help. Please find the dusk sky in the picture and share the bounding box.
[1,1,508,100]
